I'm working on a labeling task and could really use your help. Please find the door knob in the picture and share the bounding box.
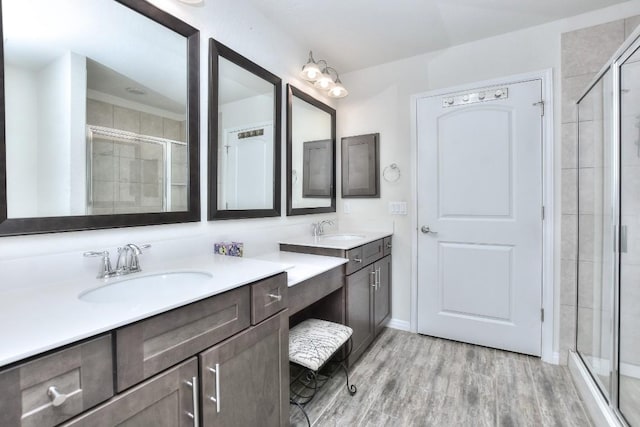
[421,226,437,234]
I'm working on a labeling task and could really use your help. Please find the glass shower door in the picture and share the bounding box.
[576,68,614,399]
[619,43,640,427]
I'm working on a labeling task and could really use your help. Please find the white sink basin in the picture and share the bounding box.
[319,234,365,241]
[79,271,214,303]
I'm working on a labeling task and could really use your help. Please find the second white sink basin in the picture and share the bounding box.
[79,271,214,303]
[319,234,365,241]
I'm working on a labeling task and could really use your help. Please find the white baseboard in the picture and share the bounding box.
[548,351,560,365]
[386,318,411,332]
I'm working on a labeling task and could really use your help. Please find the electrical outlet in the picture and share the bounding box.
[343,201,351,214]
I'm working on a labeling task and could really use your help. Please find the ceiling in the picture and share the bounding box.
[246,0,630,73]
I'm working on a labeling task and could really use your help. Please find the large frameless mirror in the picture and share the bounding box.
[286,84,336,216]
[208,39,281,220]
[0,0,200,236]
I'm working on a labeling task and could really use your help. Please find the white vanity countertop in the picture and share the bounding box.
[0,255,286,368]
[251,251,348,287]
[278,230,392,250]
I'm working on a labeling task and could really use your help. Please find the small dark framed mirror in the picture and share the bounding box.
[208,39,281,220]
[286,84,336,216]
[0,0,200,236]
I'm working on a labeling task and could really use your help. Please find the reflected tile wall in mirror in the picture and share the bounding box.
[4,0,189,219]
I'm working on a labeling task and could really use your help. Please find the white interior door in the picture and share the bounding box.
[223,124,273,210]
[416,80,543,356]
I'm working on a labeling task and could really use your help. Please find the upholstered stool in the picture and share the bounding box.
[289,319,357,425]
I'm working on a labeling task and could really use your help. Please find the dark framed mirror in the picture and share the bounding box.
[0,0,200,236]
[208,39,281,220]
[286,84,336,216]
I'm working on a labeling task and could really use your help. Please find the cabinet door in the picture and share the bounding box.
[62,358,198,427]
[374,255,392,336]
[346,265,375,366]
[199,312,289,427]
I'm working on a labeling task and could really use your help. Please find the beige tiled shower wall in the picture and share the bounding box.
[86,99,187,214]
[560,17,640,365]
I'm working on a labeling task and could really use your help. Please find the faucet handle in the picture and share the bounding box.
[83,250,114,279]
[126,243,151,272]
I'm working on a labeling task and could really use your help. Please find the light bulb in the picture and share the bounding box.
[328,81,348,98]
[314,72,335,90]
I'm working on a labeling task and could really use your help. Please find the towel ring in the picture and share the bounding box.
[383,163,400,183]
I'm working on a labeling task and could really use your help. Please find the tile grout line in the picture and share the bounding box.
[525,356,546,424]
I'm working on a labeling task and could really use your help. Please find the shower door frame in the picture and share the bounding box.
[575,24,640,427]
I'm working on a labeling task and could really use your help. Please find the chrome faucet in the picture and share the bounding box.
[115,243,144,274]
[84,243,151,279]
[312,220,334,237]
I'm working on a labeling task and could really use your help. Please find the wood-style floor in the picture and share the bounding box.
[290,328,592,426]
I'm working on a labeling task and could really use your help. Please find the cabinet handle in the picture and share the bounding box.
[376,267,381,290]
[184,377,200,427]
[386,242,392,249]
[267,293,282,302]
[353,257,362,263]
[47,386,67,407]
[370,270,376,288]
[208,364,221,413]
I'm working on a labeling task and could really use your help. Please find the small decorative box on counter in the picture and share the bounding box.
[214,242,244,257]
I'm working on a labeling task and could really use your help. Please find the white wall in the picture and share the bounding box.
[69,52,87,216]
[337,1,640,353]
[0,0,338,293]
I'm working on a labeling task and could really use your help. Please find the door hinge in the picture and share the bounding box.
[541,206,545,220]
[533,100,545,116]
[541,308,545,322]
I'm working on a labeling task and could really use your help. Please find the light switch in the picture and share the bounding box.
[389,201,407,215]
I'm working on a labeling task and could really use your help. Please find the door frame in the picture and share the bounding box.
[409,69,556,363]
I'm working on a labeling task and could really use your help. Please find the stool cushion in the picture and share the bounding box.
[289,319,353,371]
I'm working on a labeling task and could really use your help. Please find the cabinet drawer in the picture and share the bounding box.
[115,286,250,392]
[361,239,384,266]
[251,273,287,325]
[345,246,364,274]
[62,358,198,427]
[0,335,113,427]
[383,236,392,257]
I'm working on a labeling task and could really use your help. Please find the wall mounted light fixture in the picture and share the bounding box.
[300,51,348,98]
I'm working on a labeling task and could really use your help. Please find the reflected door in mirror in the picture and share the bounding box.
[209,40,281,220]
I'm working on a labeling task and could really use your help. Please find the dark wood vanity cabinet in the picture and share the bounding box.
[281,236,392,366]
[62,358,198,427]
[346,265,375,365]
[199,312,288,427]
[346,255,392,365]
[3,273,289,427]
[374,255,392,336]
[0,335,113,427]
[115,286,251,392]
